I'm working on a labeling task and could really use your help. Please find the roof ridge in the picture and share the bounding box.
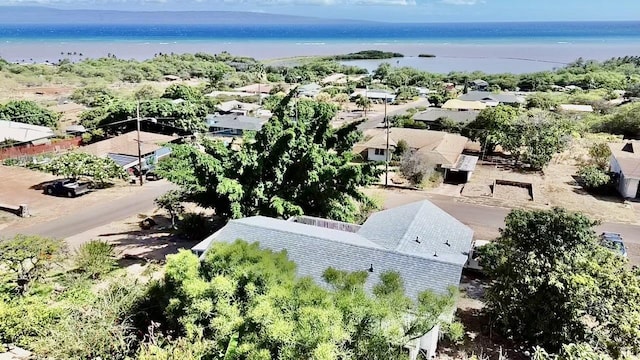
[234,216,464,265]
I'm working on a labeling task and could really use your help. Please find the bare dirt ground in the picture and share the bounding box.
[64,210,198,260]
[0,165,143,231]
[459,138,638,225]
[437,274,528,360]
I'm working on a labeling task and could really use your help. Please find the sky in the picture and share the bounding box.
[1,0,639,23]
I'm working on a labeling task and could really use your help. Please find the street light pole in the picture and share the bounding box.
[136,102,143,186]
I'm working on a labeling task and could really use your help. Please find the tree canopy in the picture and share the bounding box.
[139,240,457,359]
[43,152,128,185]
[465,107,572,169]
[159,93,380,222]
[480,208,640,358]
[0,100,60,128]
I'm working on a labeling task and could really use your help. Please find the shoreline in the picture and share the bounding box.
[1,40,639,74]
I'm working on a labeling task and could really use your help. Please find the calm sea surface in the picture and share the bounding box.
[1,22,639,73]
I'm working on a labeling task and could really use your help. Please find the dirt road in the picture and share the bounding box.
[2,181,175,239]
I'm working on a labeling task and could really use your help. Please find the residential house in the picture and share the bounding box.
[413,108,479,129]
[556,104,594,113]
[609,141,640,199]
[64,124,87,135]
[0,120,55,145]
[297,83,322,98]
[441,99,487,111]
[457,91,524,106]
[206,114,267,136]
[215,100,261,116]
[192,199,474,359]
[356,128,478,182]
[470,79,489,91]
[351,89,397,103]
[234,83,273,95]
[78,131,178,171]
[205,90,264,99]
[321,73,347,85]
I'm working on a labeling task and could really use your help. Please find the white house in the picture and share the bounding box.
[0,120,55,145]
[192,200,474,359]
[609,141,640,199]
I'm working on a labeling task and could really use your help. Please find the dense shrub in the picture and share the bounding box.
[75,240,117,279]
[578,165,611,189]
[174,212,214,241]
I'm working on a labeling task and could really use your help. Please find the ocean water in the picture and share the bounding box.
[1,21,639,73]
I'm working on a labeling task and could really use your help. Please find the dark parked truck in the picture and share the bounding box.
[44,179,91,198]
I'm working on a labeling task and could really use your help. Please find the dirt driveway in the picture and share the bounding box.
[0,165,145,231]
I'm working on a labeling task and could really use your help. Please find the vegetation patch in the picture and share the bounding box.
[325,50,404,60]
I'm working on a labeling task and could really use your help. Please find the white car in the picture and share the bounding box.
[465,239,491,272]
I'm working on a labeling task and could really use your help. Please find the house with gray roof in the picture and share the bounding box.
[215,100,261,116]
[458,91,524,106]
[470,79,489,91]
[609,141,640,199]
[413,108,479,128]
[297,83,322,98]
[192,199,473,359]
[206,114,267,136]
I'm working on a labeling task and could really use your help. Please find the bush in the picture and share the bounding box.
[578,165,610,189]
[174,212,214,241]
[75,240,117,279]
[2,158,19,166]
[32,280,146,360]
[399,150,435,186]
[441,321,465,344]
[0,298,63,346]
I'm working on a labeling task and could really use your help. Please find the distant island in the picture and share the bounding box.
[0,6,373,25]
[418,54,436,58]
[325,50,404,61]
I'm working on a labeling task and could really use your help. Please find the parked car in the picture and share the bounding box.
[44,178,91,198]
[600,232,627,258]
[145,170,162,181]
[464,239,491,272]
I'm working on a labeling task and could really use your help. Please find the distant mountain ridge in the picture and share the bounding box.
[0,6,371,25]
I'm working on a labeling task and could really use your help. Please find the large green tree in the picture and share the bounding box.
[0,100,60,128]
[159,93,380,222]
[44,152,128,185]
[79,99,208,134]
[480,208,640,357]
[140,240,457,360]
[464,105,520,154]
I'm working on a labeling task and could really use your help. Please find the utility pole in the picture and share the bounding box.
[136,102,143,186]
[384,97,389,187]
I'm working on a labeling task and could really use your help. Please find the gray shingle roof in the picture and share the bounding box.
[193,200,474,299]
[206,114,266,131]
[357,201,473,265]
[194,212,466,299]
[413,108,479,123]
[458,91,523,104]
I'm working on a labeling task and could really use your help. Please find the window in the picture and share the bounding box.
[374,148,385,156]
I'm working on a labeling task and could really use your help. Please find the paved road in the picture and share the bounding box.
[4,180,639,262]
[2,181,174,239]
[358,98,431,130]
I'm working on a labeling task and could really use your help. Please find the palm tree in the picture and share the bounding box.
[355,96,372,117]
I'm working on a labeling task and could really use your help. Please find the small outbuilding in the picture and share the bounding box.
[609,141,640,199]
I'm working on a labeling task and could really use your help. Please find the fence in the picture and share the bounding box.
[0,137,82,160]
